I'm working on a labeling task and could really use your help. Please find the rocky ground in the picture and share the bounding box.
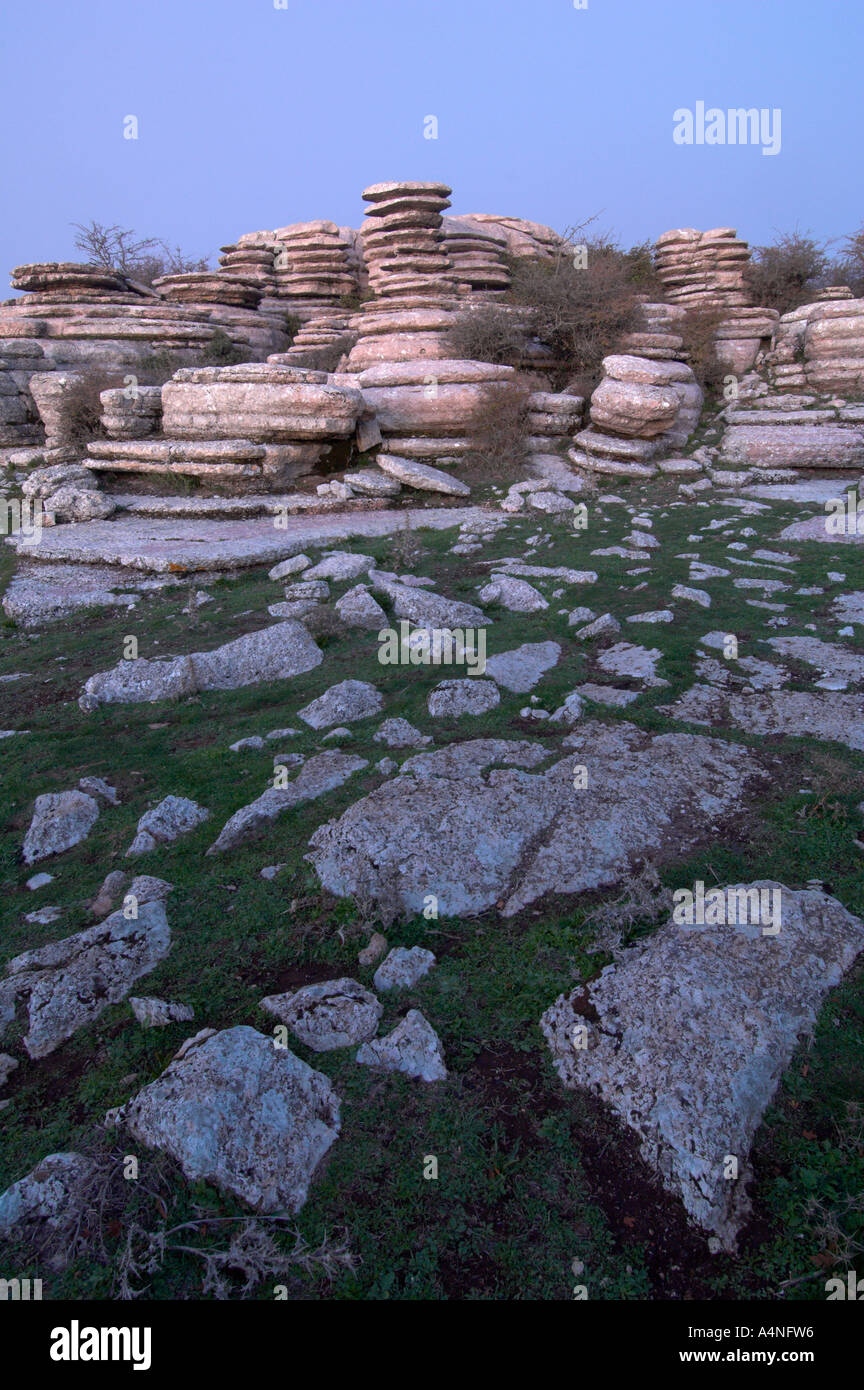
[0,470,863,1300]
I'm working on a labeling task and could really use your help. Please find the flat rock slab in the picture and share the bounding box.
[208,751,368,853]
[22,790,99,865]
[373,946,436,992]
[261,978,382,1051]
[0,902,170,1058]
[377,454,471,496]
[541,884,864,1250]
[0,1153,95,1240]
[297,679,383,730]
[307,724,762,919]
[778,516,864,546]
[80,622,322,710]
[427,678,500,717]
[6,507,490,573]
[663,684,864,751]
[357,1009,447,1081]
[118,1026,340,1213]
[485,641,561,692]
[2,562,191,628]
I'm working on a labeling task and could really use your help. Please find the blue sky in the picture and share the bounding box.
[1,0,861,284]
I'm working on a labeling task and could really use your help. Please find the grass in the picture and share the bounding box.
[0,475,863,1299]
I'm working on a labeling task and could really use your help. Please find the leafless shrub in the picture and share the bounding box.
[54,370,124,449]
[72,220,210,286]
[443,304,528,366]
[466,380,531,481]
[584,861,673,956]
[681,305,725,395]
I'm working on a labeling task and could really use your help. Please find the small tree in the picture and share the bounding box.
[830,224,864,299]
[744,230,830,315]
[72,221,210,285]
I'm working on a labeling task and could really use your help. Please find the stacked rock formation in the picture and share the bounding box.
[653,230,780,375]
[84,364,366,488]
[100,386,163,439]
[153,271,262,310]
[441,217,512,297]
[570,354,703,479]
[461,215,568,261]
[360,182,459,300]
[0,262,291,385]
[271,222,360,310]
[765,295,864,395]
[356,358,518,464]
[0,340,44,445]
[619,300,688,361]
[523,391,584,452]
[653,228,752,308]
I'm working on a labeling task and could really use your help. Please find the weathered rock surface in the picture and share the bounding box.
[307,724,762,919]
[261,978,382,1051]
[22,790,100,865]
[663,685,864,750]
[297,679,384,729]
[130,996,195,1028]
[334,584,389,629]
[208,751,368,852]
[485,641,561,692]
[541,885,864,1249]
[427,678,500,717]
[119,1026,340,1213]
[357,1009,447,1081]
[0,1152,95,1239]
[80,622,322,709]
[0,902,170,1058]
[126,795,210,856]
[373,946,437,992]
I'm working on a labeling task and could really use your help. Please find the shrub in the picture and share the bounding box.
[72,220,210,286]
[466,379,531,480]
[54,370,123,449]
[508,239,644,393]
[283,334,355,373]
[442,303,529,366]
[744,231,830,315]
[830,224,864,299]
[681,306,725,396]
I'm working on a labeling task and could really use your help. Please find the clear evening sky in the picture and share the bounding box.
[1,0,860,286]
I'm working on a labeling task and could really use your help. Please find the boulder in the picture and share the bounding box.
[260,978,382,1051]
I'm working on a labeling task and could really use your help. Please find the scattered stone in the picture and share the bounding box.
[672,584,712,608]
[78,776,120,806]
[427,679,500,717]
[376,454,471,496]
[0,902,171,1058]
[627,609,674,624]
[485,641,561,692]
[541,884,864,1250]
[118,1026,340,1213]
[261,978,382,1051]
[22,791,100,865]
[126,795,210,857]
[26,873,54,891]
[268,554,311,580]
[373,946,437,992]
[357,1009,447,1082]
[297,679,384,729]
[374,718,431,748]
[574,614,621,641]
[130,997,195,1028]
[208,751,368,852]
[303,551,375,581]
[478,575,548,612]
[0,1153,95,1240]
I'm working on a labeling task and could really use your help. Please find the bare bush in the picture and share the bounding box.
[744,230,831,315]
[466,379,531,480]
[509,240,643,393]
[443,304,528,366]
[54,370,124,449]
[72,221,211,286]
[681,305,725,395]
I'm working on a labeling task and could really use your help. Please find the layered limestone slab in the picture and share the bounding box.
[0,902,171,1058]
[541,885,864,1249]
[117,1026,340,1213]
[306,724,763,919]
